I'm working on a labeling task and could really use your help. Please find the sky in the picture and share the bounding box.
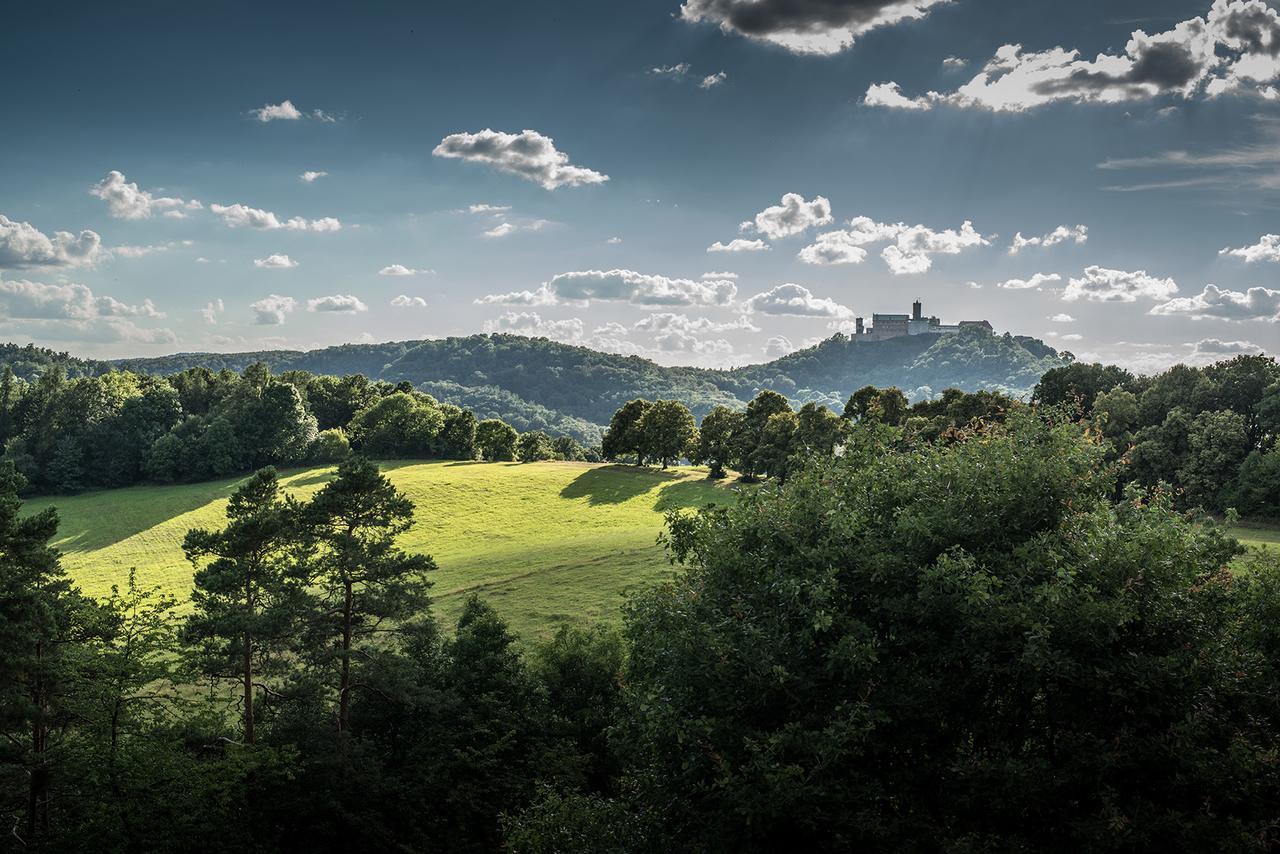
[1,0,1278,372]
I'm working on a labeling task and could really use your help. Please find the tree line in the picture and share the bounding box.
[0,363,598,495]
[4,410,1280,851]
[600,354,1280,520]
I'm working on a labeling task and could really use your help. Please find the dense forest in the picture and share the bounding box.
[101,328,1069,434]
[3,407,1279,851]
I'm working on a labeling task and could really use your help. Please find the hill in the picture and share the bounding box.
[25,459,734,641]
[103,328,1068,440]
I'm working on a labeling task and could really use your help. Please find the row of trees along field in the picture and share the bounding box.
[4,411,1280,851]
[600,353,1280,519]
[0,364,597,495]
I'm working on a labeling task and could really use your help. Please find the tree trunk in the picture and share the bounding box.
[242,631,254,744]
[337,578,353,753]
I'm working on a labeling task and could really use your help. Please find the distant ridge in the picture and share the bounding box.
[0,330,1071,443]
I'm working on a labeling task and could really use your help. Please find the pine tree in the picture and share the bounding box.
[182,467,304,744]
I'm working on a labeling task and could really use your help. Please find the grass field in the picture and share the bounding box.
[1229,521,1280,558]
[25,461,734,643]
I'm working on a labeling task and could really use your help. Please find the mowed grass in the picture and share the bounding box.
[1228,522,1280,559]
[25,461,734,643]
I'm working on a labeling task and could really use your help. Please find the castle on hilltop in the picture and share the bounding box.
[853,300,992,342]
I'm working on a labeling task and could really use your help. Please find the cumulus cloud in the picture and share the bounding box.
[1220,233,1280,262]
[700,71,728,88]
[250,294,297,325]
[997,272,1061,290]
[1190,337,1265,356]
[1009,224,1088,254]
[0,215,105,270]
[484,219,550,238]
[1063,266,1179,302]
[633,312,759,335]
[763,335,796,359]
[1049,312,1076,322]
[701,270,739,279]
[478,269,738,308]
[111,239,194,259]
[679,0,949,56]
[210,203,342,232]
[468,203,511,214]
[743,193,833,240]
[483,311,586,342]
[379,264,431,276]
[863,1,1280,112]
[433,129,609,190]
[254,253,298,269]
[249,100,336,122]
[89,171,202,220]
[708,238,770,252]
[391,295,427,308]
[745,283,853,318]
[300,170,329,183]
[0,278,161,320]
[200,299,224,324]
[1150,283,1280,320]
[799,215,988,274]
[308,295,368,313]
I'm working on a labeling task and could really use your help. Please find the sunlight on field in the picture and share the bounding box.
[26,461,734,642]
[1229,522,1280,559]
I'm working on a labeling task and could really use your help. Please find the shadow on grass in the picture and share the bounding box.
[652,479,732,514]
[559,465,681,505]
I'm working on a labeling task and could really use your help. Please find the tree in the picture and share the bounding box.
[757,411,799,482]
[437,405,478,460]
[616,411,1280,850]
[182,468,305,744]
[602,399,653,465]
[1178,409,1251,511]
[734,391,791,481]
[310,428,351,463]
[638,400,696,469]
[0,463,92,840]
[690,406,740,479]
[301,456,434,749]
[795,402,843,457]
[842,386,907,425]
[518,431,556,463]
[476,419,518,461]
[1033,361,1134,412]
[552,435,585,461]
[347,392,444,458]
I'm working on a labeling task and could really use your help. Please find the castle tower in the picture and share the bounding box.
[855,317,864,335]
[912,299,922,321]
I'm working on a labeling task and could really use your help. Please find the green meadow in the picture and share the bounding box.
[26,460,733,642]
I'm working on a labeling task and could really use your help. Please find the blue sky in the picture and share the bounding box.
[1,0,1277,370]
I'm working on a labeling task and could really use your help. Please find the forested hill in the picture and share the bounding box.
[47,328,1065,433]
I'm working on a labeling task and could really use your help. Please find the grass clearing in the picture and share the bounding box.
[1228,521,1280,559]
[26,460,734,643]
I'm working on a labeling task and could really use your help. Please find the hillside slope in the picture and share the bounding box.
[26,460,733,641]
[106,328,1068,432]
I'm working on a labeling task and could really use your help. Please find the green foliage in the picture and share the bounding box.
[518,431,557,462]
[347,391,445,458]
[689,405,740,479]
[602,399,652,464]
[310,427,352,463]
[476,418,519,461]
[637,399,697,469]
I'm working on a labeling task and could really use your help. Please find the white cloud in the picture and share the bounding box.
[708,238,770,253]
[111,239,193,259]
[744,193,833,240]
[391,295,427,308]
[701,270,739,279]
[799,215,988,274]
[484,219,550,238]
[379,264,431,276]
[650,63,692,79]
[864,2,1280,112]
[251,100,304,121]
[300,170,329,183]
[606,236,623,244]
[200,299,224,324]
[254,253,299,269]
[633,312,759,335]
[1220,233,1280,263]
[679,0,949,56]
[1190,337,1264,356]
[0,215,105,270]
[89,171,202,220]
[308,294,368,313]
[210,203,342,232]
[1150,283,1280,320]
[250,294,297,325]
[745,283,853,318]
[0,277,161,320]
[483,311,586,342]
[798,230,869,265]
[478,268,738,308]
[1049,312,1076,322]
[1060,333,1084,341]
[700,71,728,89]
[942,56,968,69]
[1063,266,1179,302]
[433,129,609,190]
[1008,224,1088,254]
[468,203,511,214]
[997,272,1061,290]
[763,335,796,359]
